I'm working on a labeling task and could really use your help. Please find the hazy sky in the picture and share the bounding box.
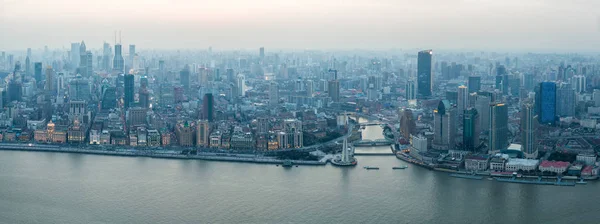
[1,0,599,52]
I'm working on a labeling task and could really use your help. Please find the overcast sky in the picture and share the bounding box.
[1,0,599,52]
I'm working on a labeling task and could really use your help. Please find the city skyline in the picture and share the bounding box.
[1,0,600,52]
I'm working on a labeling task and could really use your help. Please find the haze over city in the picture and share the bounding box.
[2,0,600,51]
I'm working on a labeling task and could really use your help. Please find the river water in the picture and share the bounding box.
[0,118,598,223]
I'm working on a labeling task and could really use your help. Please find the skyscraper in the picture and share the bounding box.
[463,108,479,151]
[113,44,124,72]
[25,56,31,77]
[521,103,537,159]
[572,75,586,93]
[269,81,279,106]
[180,65,190,92]
[129,45,136,66]
[259,47,265,59]
[556,82,575,117]
[399,109,416,140]
[102,42,111,71]
[417,50,433,98]
[202,93,214,122]
[457,85,468,116]
[475,95,491,133]
[489,103,508,152]
[124,74,134,109]
[405,79,416,100]
[196,120,210,147]
[34,62,42,86]
[468,76,481,93]
[328,80,340,102]
[433,100,456,150]
[44,66,54,92]
[71,42,81,68]
[535,82,556,125]
[101,87,117,110]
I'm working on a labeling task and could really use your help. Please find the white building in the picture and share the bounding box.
[464,155,489,171]
[576,154,597,166]
[489,153,509,171]
[89,129,101,144]
[504,158,539,172]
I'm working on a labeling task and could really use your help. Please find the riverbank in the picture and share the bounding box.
[0,143,327,166]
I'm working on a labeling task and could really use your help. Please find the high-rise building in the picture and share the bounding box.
[196,120,210,147]
[489,103,508,152]
[269,81,279,106]
[594,89,600,106]
[237,74,246,97]
[522,73,534,91]
[113,44,124,72]
[405,79,416,100]
[79,50,93,77]
[535,82,556,125]
[25,56,31,77]
[328,80,340,102]
[468,76,481,93]
[34,62,42,85]
[433,100,456,150]
[457,85,468,116]
[474,95,490,134]
[417,50,433,98]
[101,87,117,110]
[399,109,416,140]
[102,42,111,71]
[127,107,147,127]
[139,87,150,109]
[463,108,479,151]
[259,47,265,59]
[45,66,54,92]
[282,119,303,148]
[306,80,314,97]
[129,45,136,66]
[572,75,586,93]
[124,74,134,109]
[521,103,537,159]
[202,93,214,122]
[180,65,190,92]
[556,82,575,117]
[71,42,81,68]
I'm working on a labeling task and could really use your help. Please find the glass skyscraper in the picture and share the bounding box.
[536,82,556,125]
[417,50,432,98]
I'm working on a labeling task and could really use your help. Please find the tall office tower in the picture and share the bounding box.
[269,81,279,106]
[202,93,214,122]
[113,44,124,72]
[257,117,269,133]
[44,66,54,92]
[102,42,111,71]
[8,80,22,102]
[475,95,491,133]
[139,87,150,109]
[433,100,456,150]
[463,107,480,151]
[399,109,416,140]
[34,62,42,85]
[521,103,537,159]
[535,82,556,125]
[306,80,314,97]
[80,51,93,77]
[180,65,190,92]
[129,45,136,66]
[572,75,586,93]
[328,80,340,102]
[457,85,468,116]
[489,103,508,153]
[495,75,503,90]
[71,42,81,67]
[417,50,433,98]
[226,68,235,83]
[522,73,534,92]
[196,120,210,147]
[468,76,481,93]
[259,47,265,59]
[79,41,86,71]
[237,74,246,97]
[594,89,600,106]
[101,87,117,110]
[405,79,416,100]
[556,82,575,117]
[25,56,31,77]
[124,74,134,109]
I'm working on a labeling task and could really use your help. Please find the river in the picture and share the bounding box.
[0,118,598,223]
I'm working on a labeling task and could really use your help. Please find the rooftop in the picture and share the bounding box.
[506,158,539,167]
[539,160,570,168]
